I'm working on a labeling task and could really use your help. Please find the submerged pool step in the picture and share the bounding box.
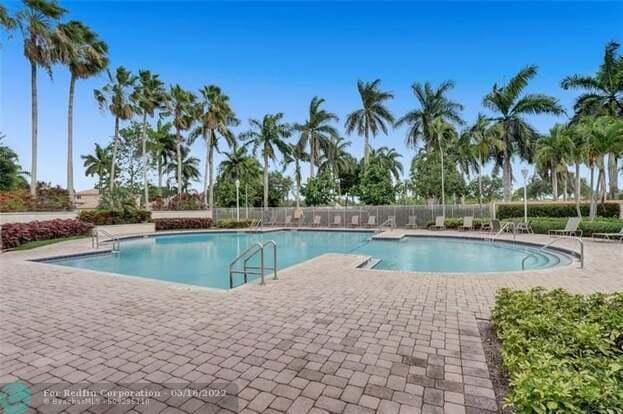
[358,257,381,269]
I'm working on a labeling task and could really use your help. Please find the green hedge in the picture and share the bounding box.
[79,209,151,225]
[153,218,212,231]
[425,218,487,229]
[216,219,255,229]
[492,288,623,413]
[510,217,623,236]
[497,203,620,219]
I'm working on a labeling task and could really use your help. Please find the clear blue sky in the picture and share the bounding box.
[1,1,621,191]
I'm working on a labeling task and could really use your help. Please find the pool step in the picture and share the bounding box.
[358,257,381,269]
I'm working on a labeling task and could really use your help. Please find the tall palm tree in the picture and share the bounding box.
[295,97,339,179]
[132,70,166,206]
[148,120,176,193]
[345,79,395,166]
[483,65,564,201]
[162,85,196,195]
[567,122,588,216]
[220,145,262,214]
[82,143,112,191]
[535,124,573,200]
[55,21,108,201]
[165,145,200,193]
[16,0,67,195]
[369,146,404,182]
[428,118,457,215]
[0,5,16,43]
[395,80,464,150]
[562,41,623,198]
[94,66,137,192]
[241,113,291,209]
[282,142,309,208]
[192,85,238,209]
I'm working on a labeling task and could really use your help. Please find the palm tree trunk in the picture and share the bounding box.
[263,152,269,209]
[30,62,38,196]
[552,169,558,200]
[142,113,149,208]
[363,129,370,167]
[295,165,301,209]
[562,172,567,201]
[439,143,446,217]
[157,159,163,195]
[310,138,315,179]
[66,74,76,202]
[202,130,209,206]
[478,156,483,206]
[608,154,618,198]
[575,163,581,217]
[208,132,215,213]
[110,117,120,192]
[589,166,596,219]
[176,129,182,195]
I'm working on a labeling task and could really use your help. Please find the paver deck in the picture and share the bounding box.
[1,229,621,413]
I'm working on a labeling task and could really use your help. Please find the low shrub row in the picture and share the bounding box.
[153,218,212,231]
[1,219,94,249]
[151,193,205,211]
[492,288,623,413]
[425,217,487,229]
[0,186,72,212]
[497,202,621,219]
[510,217,623,236]
[79,209,151,225]
[216,219,255,229]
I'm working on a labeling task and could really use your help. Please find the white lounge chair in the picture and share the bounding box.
[592,227,623,242]
[459,216,474,231]
[284,215,292,227]
[313,215,321,227]
[549,217,583,237]
[331,215,342,227]
[430,216,446,230]
[351,216,360,227]
[366,216,376,228]
[406,216,418,229]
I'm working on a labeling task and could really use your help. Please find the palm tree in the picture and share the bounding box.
[282,142,309,208]
[369,146,404,182]
[0,5,16,43]
[483,65,564,201]
[295,97,339,179]
[55,21,108,201]
[428,118,457,215]
[192,85,238,209]
[395,80,464,150]
[82,143,112,191]
[241,113,291,209]
[165,145,200,192]
[220,145,262,214]
[132,70,166,206]
[345,79,395,166]
[94,66,137,192]
[148,120,176,194]
[567,122,588,216]
[162,85,196,195]
[16,0,67,195]
[462,114,503,204]
[535,125,573,200]
[562,41,623,198]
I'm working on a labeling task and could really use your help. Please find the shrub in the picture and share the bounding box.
[497,202,620,219]
[0,184,72,212]
[425,217,487,229]
[507,217,623,237]
[492,288,623,413]
[152,193,204,211]
[216,219,255,229]
[153,218,212,231]
[79,209,151,225]
[1,219,94,249]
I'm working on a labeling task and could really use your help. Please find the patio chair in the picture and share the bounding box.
[549,217,583,237]
[366,216,377,228]
[406,216,418,229]
[482,219,500,233]
[430,216,446,230]
[331,215,342,227]
[284,215,292,227]
[351,216,360,227]
[459,216,474,231]
[312,215,321,227]
[515,220,533,234]
[591,227,623,242]
[266,213,278,226]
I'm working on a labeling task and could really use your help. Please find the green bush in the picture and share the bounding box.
[216,219,255,229]
[425,217,487,229]
[79,209,151,225]
[153,218,212,231]
[508,217,623,236]
[492,288,623,413]
[497,202,620,219]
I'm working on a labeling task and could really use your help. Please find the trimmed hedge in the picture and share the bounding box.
[153,218,212,231]
[426,217,487,229]
[216,219,255,229]
[497,202,621,219]
[492,288,623,413]
[509,217,623,237]
[79,209,151,225]
[1,219,94,249]
[0,186,72,212]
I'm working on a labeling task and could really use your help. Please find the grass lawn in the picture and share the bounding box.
[13,235,89,251]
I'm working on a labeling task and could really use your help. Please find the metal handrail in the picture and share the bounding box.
[250,218,263,232]
[229,240,278,288]
[490,221,516,242]
[376,217,395,233]
[521,236,584,270]
[91,228,120,253]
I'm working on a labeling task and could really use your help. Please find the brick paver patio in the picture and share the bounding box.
[1,230,621,413]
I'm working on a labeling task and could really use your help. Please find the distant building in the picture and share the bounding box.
[74,189,100,210]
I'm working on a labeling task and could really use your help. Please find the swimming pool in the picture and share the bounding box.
[47,230,572,289]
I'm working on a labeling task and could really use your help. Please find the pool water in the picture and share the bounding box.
[47,230,572,289]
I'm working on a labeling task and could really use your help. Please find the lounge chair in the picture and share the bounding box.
[266,213,278,226]
[312,215,321,227]
[549,217,583,237]
[406,216,418,229]
[430,216,446,230]
[331,215,342,227]
[592,227,623,242]
[481,219,500,233]
[351,216,360,227]
[284,215,292,227]
[459,216,474,231]
[515,220,533,234]
[366,216,377,228]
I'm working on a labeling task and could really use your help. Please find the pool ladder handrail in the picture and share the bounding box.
[249,218,263,232]
[91,228,120,253]
[375,217,395,233]
[229,240,277,288]
[489,221,516,242]
[521,236,584,270]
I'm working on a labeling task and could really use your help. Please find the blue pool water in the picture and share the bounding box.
[47,230,572,289]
